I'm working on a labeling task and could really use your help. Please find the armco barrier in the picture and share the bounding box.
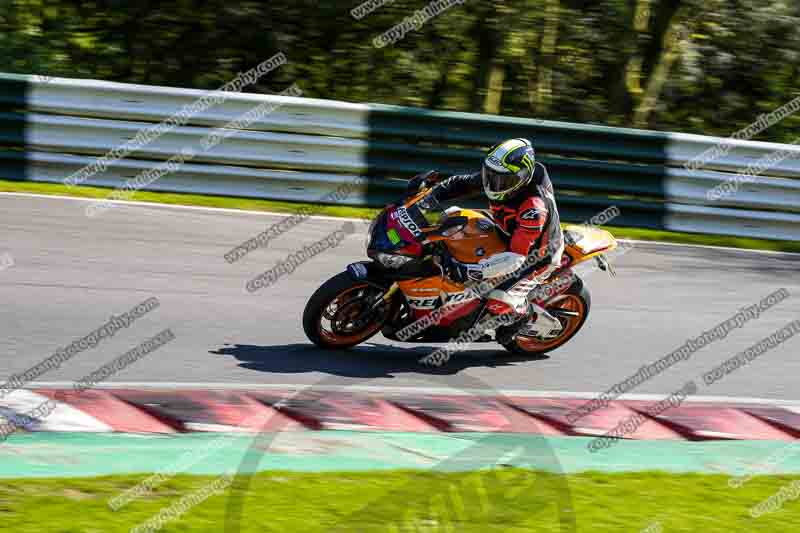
[1,73,799,241]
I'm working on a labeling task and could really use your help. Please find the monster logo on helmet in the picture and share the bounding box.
[481,138,536,202]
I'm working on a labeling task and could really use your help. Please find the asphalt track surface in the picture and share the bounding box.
[1,194,798,400]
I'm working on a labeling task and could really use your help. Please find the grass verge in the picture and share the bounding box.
[1,178,798,253]
[0,469,797,532]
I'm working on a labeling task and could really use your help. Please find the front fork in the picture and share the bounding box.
[360,282,401,326]
[378,283,400,306]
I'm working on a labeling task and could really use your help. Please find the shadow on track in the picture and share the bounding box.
[211,342,549,378]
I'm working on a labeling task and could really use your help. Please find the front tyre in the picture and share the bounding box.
[303,272,391,349]
[501,280,591,356]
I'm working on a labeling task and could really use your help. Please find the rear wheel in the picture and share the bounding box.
[303,272,392,349]
[501,280,591,356]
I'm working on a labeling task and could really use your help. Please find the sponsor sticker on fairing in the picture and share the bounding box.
[442,290,480,306]
[394,207,424,239]
[408,297,439,309]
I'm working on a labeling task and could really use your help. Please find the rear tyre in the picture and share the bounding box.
[500,280,591,356]
[303,272,391,349]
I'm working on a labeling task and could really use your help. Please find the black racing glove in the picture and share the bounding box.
[446,256,483,284]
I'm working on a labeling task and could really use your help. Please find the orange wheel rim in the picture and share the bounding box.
[516,294,586,352]
[317,284,387,346]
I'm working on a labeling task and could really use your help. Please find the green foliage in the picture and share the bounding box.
[1,469,800,531]
[1,0,799,141]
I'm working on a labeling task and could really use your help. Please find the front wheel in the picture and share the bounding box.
[500,280,591,356]
[303,272,392,349]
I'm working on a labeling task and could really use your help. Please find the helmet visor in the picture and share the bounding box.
[482,165,530,195]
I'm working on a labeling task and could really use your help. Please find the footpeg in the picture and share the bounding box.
[550,308,580,318]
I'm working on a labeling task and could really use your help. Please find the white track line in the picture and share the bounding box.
[3,191,798,257]
[622,238,800,258]
[23,382,800,407]
[0,191,367,223]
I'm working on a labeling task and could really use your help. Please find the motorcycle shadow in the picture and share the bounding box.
[211,342,549,378]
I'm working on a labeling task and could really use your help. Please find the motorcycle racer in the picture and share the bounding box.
[419,138,565,363]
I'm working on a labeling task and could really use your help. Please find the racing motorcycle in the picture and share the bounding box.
[303,172,618,356]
